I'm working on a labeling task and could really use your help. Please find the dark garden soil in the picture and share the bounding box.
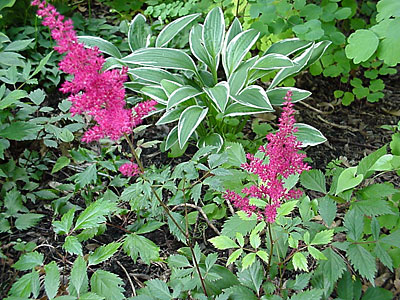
[1,2,400,298]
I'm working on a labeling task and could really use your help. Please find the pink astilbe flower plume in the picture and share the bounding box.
[119,162,140,177]
[225,90,310,223]
[31,0,156,143]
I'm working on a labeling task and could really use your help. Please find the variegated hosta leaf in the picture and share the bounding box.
[223,29,260,77]
[128,14,150,52]
[178,106,208,148]
[121,48,197,73]
[167,86,203,110]
[229,57,257,96]
[204,81,229,113]
[252,53,294,71]
[265,38,312,56]
[267,87,311,106]
[128,67,179,85]
[203,7,225,59]
[189,24,214,70]
[156,13,201,48]
[231,85,273,110]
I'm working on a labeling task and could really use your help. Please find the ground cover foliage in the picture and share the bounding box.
[1,0,400,299]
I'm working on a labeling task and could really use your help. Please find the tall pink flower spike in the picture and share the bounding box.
[31,0,157,143]
[224,90,310,223]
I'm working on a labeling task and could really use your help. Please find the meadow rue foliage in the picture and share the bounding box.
[119,162,140,177]
[31,0,156,142]
[224,91,310,223]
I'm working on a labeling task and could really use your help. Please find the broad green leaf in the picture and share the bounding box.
[79,293,103,300]
[52,156,71,173]
[292,252,308,272]
[45,261,60,300]
[376,0,400,21]
[294,123,326,147]
[252,53,294,71]
[203,7,225,59]
[4,38,33,52]
[380,229,400,248]
[345,30,379,64]
[15,213,43,230]
[58,128,74,142]
[205,81,229,113]
[300,169,326,193]
[28,88,46,105]
[78,36,121,58]
[177,105,208,147]
[344,209,364,241]
[122,48,197,72]
[168,254,191,268]
[223,29,260,76]
[224,18,242,51]
[167,86,203,109]
[123,234,160,265]
[74,200,115,230]
[265,38,312,56]
[305,41,332,68]
[128,14,150,51]
[53,208,75,235]
[197,133,224,152]
[156,13,200,48]
[12,251,44,270]
[88,242,121,266]
[0,0,16,10]
[161,79,182,96]
[63,236,83,256]
[290,289,323,300]
[310,229,334,245]
[242,253,256,270]
[128,67,177,85]
[70,256,87,296]
[91,270,125,300]
[145,279,172,300]
[74,164,97,188]
[335,167,363,195]
[357,145,386,177]
[136,220,164,234]
[209,235,239,250]
[377,18,400,66]
[318,196,336,226]
[0,121,40,141]
[266,87,311,106]
[231,85,273,110]
[0,90,27,109]
[362,286,393,300]
[347,244,376,284]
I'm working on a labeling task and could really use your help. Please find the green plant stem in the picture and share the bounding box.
[124,134,208,296]
[266,222,274,275]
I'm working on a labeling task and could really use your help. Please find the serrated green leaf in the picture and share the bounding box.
[63,236,83,256]
[225,142,246,167]
[308,246,327,260]
[168,254,191,268]
[290,289,323,300]
[318,196,336,226]
[12,251,43,270]
[311,229,334,245]
[30,51,53,78]
[276,200,298,219]
[74,200,115,231]
[237,259,263,293]
[380,229,400,248]
[8,271,37,297]
[255,250,268,264]
[344,209,364,241]
[375,243,393,271]
[352,199,394,217]
[209,235,239,250]
[347,244,376,284]
[45,261,60,300]
[221,213,257,238]
[145,279,172,300]
[123,234,159,265]
[0,121,40,140]
[70,256,87,296]
[0,90,27,109]
[293,252,308,272]
[320,248,346,284]
[362,286,393,300]
[242,253,256,270]
[88,242,121,266]
[15,213,43,230]
[90,270,125,300]
[53,208,75,235]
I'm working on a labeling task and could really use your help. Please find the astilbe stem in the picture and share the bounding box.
[224,90,310,224]
[31,0,156,144]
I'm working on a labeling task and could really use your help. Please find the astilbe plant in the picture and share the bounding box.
[224,90,310,223]
[31,0,157,145]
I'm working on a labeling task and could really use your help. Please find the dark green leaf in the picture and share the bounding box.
[90,270,125,300]
[300,169,326,193]
[347,244,376,284]
[88,242,121,266]
[12,251,44,270]
[45,261,60,300]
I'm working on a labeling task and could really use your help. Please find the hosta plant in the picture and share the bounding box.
[85,7,329,153]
